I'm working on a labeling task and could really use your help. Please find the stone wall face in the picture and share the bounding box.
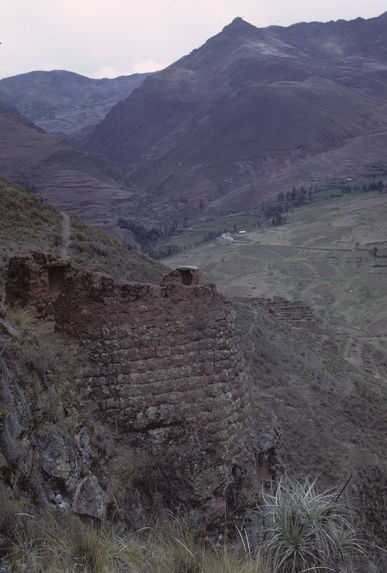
[5,252,71,316]
[250,296,318,327]
[54,268,258,516]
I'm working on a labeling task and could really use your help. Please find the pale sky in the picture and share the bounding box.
[1,1,386,79]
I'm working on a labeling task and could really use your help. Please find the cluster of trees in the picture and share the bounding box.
[262,204,284,225]
[203,230,221,241]
[265,177,387,228]
[360,180,386,192]
[278,179,387,202]
[149,244,181,259]
[277,186,311,204]
[117,218,180,256]
[330,180,387,197]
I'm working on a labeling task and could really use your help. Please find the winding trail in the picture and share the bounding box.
[60,211,71,259]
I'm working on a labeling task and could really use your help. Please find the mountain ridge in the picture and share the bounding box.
[79,11,387,221]
[0,102,146,243]
[0,69,149,134]
[2,13,387,231]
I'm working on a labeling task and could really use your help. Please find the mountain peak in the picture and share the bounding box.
[230,16,247,25]
[222,17,257,34]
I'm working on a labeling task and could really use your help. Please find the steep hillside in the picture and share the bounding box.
[0,70,149,135]
[83,13,387,221]
[0,102,144,239]
[234,298,387,554]
[0,178,166,285]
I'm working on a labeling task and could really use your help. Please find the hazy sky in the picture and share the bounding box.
[1,1,386,79]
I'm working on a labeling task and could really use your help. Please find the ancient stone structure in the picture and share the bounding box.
[53,266,259,517]
[250,296,318,328]
[5,254,266,521]
[6,252,71,316]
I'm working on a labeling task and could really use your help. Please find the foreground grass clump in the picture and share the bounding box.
[258,477,363,573]
[43,513,142,572]
[137,516,269,573]
[1,510,270,573]
[0,480,368,572]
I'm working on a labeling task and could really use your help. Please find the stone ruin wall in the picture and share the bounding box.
[5,255,263,517]
[250,296,318,327]
[53,268,258,512]
[6,252,71,316]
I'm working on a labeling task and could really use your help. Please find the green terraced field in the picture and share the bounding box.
[164,192,387,337]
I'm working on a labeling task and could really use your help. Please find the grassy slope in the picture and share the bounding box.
[234,298,387,549]
[0,178,167,285]
[165,191,387,338]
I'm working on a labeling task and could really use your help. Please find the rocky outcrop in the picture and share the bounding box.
[5,253,276,523]
[0,350,105,520]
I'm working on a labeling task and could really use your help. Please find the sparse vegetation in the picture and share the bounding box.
[0,178,167,286]
[69,214,167,283]
[0,496,367,572]
[0,178,62,279]
[42,513,137,572]
[0,484,28,550]
[257,477,363,572]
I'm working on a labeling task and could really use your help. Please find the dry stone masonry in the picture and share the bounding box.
[249,296,318,328]
[6,252,71,316]
[6,254,265,520]
[53,267,258,516]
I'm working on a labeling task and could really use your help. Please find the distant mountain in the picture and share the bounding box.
[0,70,149,134]
[82,12,387,218]
[0,101,141,243]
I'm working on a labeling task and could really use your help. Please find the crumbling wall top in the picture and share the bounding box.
[5,252,72,313]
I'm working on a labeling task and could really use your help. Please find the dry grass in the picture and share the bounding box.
[0,480,375,573]
[0,510,271,573]
[69,214,167,284]
[0,178,166,288]
[2,507,369,573]
[9,304,34,331]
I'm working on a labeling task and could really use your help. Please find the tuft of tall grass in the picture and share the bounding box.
[257,477,364,573]
[9,305,33,332]
[0,485,29,551]
[0,483,368,572]
[7,531,43,572]
[43,512,140,572]
[131,516,271,573]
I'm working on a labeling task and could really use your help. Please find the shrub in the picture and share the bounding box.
[9,305,33,332]
[7,530,42,572]
[257,477,363,572]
